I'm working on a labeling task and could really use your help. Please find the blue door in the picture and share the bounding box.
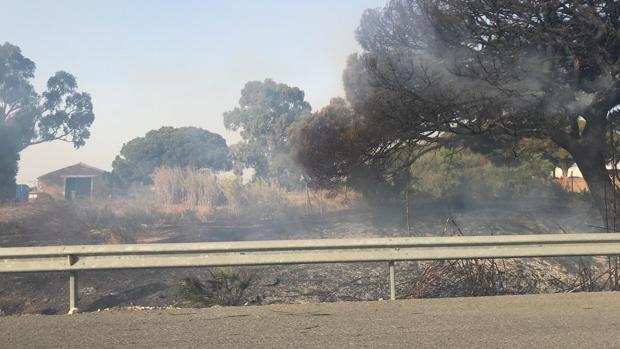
[65,177,92,199]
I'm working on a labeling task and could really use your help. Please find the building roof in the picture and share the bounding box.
[38,162,105,181]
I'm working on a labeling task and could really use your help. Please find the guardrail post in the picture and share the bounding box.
[388,261,396,300]
[68,271,79,314]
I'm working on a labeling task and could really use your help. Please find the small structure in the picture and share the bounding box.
[15,184,30,202]
[553,164,588,192]
[37,163,108,200]
[553,163,620,193]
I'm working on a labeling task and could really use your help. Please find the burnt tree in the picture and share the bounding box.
[293,0,620,226]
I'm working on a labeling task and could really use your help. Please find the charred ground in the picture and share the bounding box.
[0,193,609,316]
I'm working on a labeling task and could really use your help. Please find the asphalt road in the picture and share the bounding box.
[1,292,619,348]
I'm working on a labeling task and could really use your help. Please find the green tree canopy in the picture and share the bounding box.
[0,42,94,200]
[224,79,311,188]
[112,126,231,184]
[409,147,554,201]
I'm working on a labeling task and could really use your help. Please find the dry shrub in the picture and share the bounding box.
[408,259,533,298]
[566,257,615,292]
[219,177,244,215]
[0,200,100,246]
[152,168,292,221]
[407,255,618,298]
[285,188,359,216]
[309,189,359,215]
[407,219,558,298]
[76,199,158,229]
[0,199,159,245]
[75,198,209,241]
[152,167,221,209]
[244,181,289,220]
[220,178,290,220]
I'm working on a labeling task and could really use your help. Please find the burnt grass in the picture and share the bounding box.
[0,196,612,316]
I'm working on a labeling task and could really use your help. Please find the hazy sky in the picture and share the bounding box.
[2,0,385,184]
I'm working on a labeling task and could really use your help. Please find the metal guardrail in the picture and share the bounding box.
[2,233,620,313]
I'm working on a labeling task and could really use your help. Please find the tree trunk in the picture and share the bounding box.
[305,181,313,214]
[572,144,619,230]
[0,174,16,202]
[405,189,411,235]
[572,141,620,290]
[559,162,570,178]
[0,141,19,202]
[0,124,21,202]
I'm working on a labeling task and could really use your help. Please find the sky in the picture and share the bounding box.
[1,0,386,185]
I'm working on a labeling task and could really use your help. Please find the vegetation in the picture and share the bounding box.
[112,127,231,184]
[151,167,291,221]
[290,97,362,190]
[224,79,311,189]
[180,269,255,307]
[152,167,221,208]
[230,179,290,220]
[409,148,554,201]
[290,0,620,226]
[9,2,619,316]
[0,127,19,200]
[0,42,94,201]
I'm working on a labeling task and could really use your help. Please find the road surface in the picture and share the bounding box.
[2,292,619,348]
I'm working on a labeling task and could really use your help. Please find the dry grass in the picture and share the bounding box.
[151,167,356,221]
[152,167,221,209]
[402,218,602,298]
[286,189,361,216]
[219,178,292,220]
[0,168,362,247]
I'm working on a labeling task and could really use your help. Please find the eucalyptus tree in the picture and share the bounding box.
[0,42,94,200]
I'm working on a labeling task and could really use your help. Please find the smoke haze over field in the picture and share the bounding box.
[1,0,385,184]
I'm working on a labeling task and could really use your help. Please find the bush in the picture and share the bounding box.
[243,180,289,220]
[219,177,290,220]
[218,176,245,215]
[409,147,554,201]
[180,268,255,306]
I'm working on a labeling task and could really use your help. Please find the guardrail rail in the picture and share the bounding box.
[2,233,620,313]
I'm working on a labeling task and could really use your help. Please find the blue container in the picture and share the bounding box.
[15,184,29,202]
